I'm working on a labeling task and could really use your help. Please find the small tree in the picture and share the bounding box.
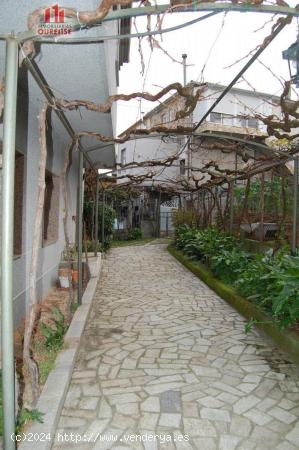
[84,200,116,250]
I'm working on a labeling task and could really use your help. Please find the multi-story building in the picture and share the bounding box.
[116,82,287,236]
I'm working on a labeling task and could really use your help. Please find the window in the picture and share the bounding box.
[238,117,247,128]
[180,159,186,175]
[120,148,126,166]
[43,170,60,246]
[248,118,259,129]
[0,146,24,256]
[210,112,221,123]
[222,115,234,126]
[210,112,234,126]
[161,113,166,124]
[237,117,259,129]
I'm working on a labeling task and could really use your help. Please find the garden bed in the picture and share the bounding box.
[168,244,299,366]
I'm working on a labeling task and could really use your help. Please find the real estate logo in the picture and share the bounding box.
[38,4,73,36]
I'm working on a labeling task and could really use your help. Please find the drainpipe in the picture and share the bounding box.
[77,150,83,305]
[1,36,18,450]
[292,156,298,254]
[94,173,99,256]
[182,54,187,86]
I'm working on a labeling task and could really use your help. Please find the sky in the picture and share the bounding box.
[116,1,298,135]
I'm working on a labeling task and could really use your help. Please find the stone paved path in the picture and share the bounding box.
[53,243,299,450]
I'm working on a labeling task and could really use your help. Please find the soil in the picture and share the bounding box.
[14,288,70,387]
[14,274,88,397]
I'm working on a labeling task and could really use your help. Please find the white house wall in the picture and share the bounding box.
[118,137,180,185]
[0,66,80,326]
[0,0,120,326]
[193,86,280,132]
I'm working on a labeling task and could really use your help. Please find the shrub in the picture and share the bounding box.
[172,208,201,230]
[174,227,299,330]
[40,307,68,350]
[211,248,249,284]
[127,228,143,240]
[85,240,102,252]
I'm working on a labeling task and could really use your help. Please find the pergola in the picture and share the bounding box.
[1,2,299,448]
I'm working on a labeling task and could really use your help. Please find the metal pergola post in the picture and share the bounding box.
[94,174,99,256]
[292,157,299,254]
[229,181,234,235]
[1,36,19,450]
[77,150,84,305]
[101,186,105,249]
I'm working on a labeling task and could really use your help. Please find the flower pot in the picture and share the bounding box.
[58,268,71,288]
[72,269,78,286]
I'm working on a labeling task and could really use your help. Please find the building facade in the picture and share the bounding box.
[0,0,129,325]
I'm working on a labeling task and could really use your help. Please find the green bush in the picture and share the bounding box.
[211,248,249,284]
[40,307,68,351]
[175,226,299,330]
[85,240,103,252]
[127,228,143,240]
[172,209,201,230]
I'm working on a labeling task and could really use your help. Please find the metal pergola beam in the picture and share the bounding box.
[1,1,297,43]
[102,2,299,21]
[194,16,290,131]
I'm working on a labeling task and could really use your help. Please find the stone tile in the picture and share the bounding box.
[141,397,160,413]
[108,393,140,405]
[244,409,271,426]
[268,407,297,424]
[233,396,260,414]
[139,413,159,430]
[160,390,182,413]
[192,366,220,378]
[193,437,216,450]
[78,397,99,410]
[279,399,297,410]
[182,402,198,418]
[275,442,298,450]
[98,398,112,418]
[217,392,239,405]
[229,415,252,437]
[159,413,182,428]
[198,396,224,408]
[183,418,217,437]
[256,398,277,412]
[200,408,230,423]
[219,434,241,450]
[116,402,139,416]
[285,425,299,446]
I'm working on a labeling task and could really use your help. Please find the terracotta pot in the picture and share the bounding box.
[72,269,78,285]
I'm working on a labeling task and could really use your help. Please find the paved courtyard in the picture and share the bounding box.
[53,243,299,450]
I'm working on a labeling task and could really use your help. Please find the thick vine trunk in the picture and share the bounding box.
[22,102,48,408]
[61,141,75,323]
